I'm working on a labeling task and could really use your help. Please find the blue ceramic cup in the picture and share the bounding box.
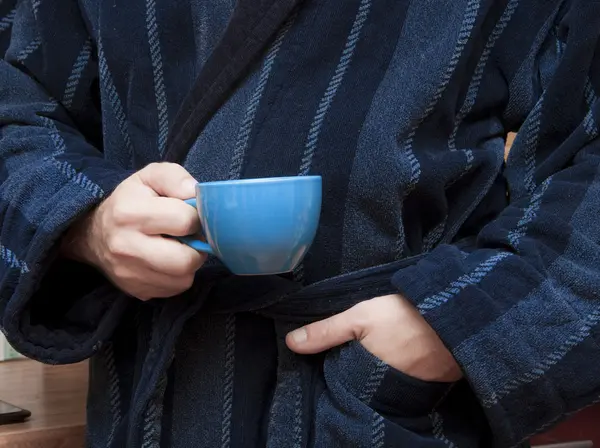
[178,176,322,275]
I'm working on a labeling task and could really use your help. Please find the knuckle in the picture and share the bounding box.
[136,292,153,301]
[144,162,162,173]
[111,265,131,281]
[162,162,185,173]
[192,253,207,270]
[197,252,208,267]
[146,162,179,176]
[168,259,188,277]
[180,251,201,272]
[106,234,128,257]
[307,321,328,341]
[180,274,195,290]
[181,213,198,234]
[111,203,136,225]
[136,285,169,301]
[171,214,195,236]
[350,302,373,337]
[139,290,162,301]
[353,301,372,321]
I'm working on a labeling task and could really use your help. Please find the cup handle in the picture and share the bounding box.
[175,198,214,255]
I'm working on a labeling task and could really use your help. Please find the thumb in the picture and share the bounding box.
[286,308,363,354]
[136,162,197,199]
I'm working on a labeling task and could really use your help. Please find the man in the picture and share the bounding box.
[1,0,599,446]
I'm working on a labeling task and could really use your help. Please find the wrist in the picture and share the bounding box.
[60,206,102,267]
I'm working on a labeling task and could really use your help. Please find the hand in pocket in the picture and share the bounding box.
[286,294,463,383]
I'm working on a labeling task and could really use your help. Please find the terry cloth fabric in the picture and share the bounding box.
[1,0,600,446]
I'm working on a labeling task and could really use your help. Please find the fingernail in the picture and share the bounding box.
[289,328,307,344]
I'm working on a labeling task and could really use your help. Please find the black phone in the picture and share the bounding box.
[0,399,31,425]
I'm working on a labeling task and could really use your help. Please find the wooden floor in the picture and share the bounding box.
[0,359,87,448]
[531,405,600,446]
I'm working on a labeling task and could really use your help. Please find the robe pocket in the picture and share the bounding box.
[311,341,456,446]
[325,340,454,418]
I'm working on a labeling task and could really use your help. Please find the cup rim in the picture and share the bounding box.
[197,175,321,188]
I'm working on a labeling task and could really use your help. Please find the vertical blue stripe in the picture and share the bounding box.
[505,92,546,200]
[291,371,303,448]
[522,95,544,194]
[62,38,93,110]
[448,0,520,176]
[171,314,229,447]
[294,0,372,282]
[228,15,296,180]
[371,414,385,448]
[266,356,304,448]
[97,37,134,161]
[142,364,170,448]
[16,0,41,58]
[146,0,169,155]
[0,243,29,274]
[422,218,448,253]
[400,0,481,180]
[583,108,599,140]
[39,114,67,156]
[449,0,520,143]
[220,314,236,448]
[395,0,481,257]
[197,1,208,68]
[583,78,597,110]
[507,176,552,248]
[16,36,42,63]
[104,343,123,447]
[503,6,563,122]
[583,79,599,139]
[359,359,387,403]
[361,360,387,447]
[299,0,372,175]
[0,8,16,34]
[341,0,476,273]
[430,412,457,447]
[31,0,41,17]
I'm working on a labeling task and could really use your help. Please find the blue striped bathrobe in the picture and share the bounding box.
[1,0,600,446]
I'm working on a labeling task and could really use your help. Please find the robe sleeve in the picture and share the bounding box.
[0,0,131,364]
[392,2,600,446]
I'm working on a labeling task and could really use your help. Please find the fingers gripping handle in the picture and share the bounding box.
[176,198,214,254]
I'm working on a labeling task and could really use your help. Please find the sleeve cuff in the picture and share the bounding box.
[390,243,546,447]
[2,163,133,364]
[391,244,512,340]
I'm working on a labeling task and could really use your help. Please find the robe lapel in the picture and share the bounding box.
[164,0,305,163]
